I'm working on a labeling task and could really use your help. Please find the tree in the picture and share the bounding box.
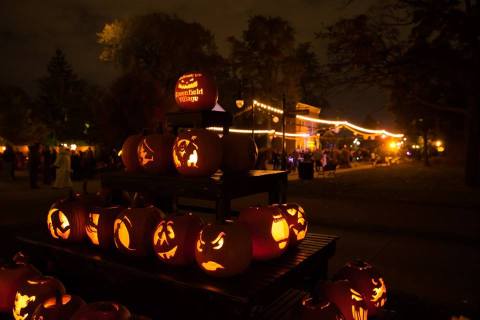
[318,0,480,186]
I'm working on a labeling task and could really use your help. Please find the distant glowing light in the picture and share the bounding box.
[435,140,443,147]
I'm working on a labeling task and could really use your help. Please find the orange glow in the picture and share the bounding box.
[114,216,134,250]
[350,288,368,320]
[201,261,225,271]
[13,293,36,320]
[138,139,154,166]
[153,221,178,260]
[47,208,71,240]
[43,295,72,308]
[371,278,387,307]
[173,138,200,169]
[86,213,100,245]
[271,214,289,249]
[211,232,225,250]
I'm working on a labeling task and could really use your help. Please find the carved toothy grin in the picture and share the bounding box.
[201,261,224,271]
[156,245,178,260]
[178,81,198,90]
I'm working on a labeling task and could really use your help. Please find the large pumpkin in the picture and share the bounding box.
[113,206,164,256]
[47,192,89,242]
[86,206,123,249]
[13,276,66,320]
[32,294,86,320]
[272,203,308,246]
[222,134,258,173]
[121,134,143,172]
[0,258,41,312]
[317,280,368,320]
[153,213,203,266]
[71,301,131,320]
[195,221,252,277]
[299,296,346,320]
[334,260,387,316]
[172,129,222,177]
[174,72,218,110]
[137,133,175,174]
[238,205,290,260]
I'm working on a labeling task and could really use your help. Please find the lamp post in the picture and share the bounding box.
[281,94,287,170]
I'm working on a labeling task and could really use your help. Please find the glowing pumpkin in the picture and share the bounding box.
[272,203,308,246]
[221,134,258,173]
[153,213,203,266]
[13,276,66,320]
[317,280,368,320]
[238,206,290,260]
[86,206,123,249]
[174,72,218,110]
[47,193,88,242]
[32,294,85,320]
[71,301,131,320]
[113,206,164,256]
[121,133,144,172]
[0,257,41,312]
[300,296,346,320]
[195,221,252,277]
[172,129,222,177]
[137,133,175,174]
[334,260,387,316]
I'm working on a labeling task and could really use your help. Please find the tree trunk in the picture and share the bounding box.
[465,94,480,187]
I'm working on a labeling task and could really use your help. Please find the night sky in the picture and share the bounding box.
[0,0,394,127]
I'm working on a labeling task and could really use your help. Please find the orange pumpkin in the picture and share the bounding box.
[121,134,144,172]
[32,294,86,320]
[222,134,258,173]
[272,203,308,246]
[47,192,88,242]
[195,221,252,277]
[238,205,290,260]
[153,213,203,266]
[137,133,175,174]
[174,72,218,110]
[317,280,368,320]
[86,206,124,249]
[173,129,222,177]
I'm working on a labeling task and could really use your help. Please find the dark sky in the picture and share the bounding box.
[0,0,395,127]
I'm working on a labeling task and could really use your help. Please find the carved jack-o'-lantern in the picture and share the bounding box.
[71,301,131,320]
[318,280,368,320]
[273,203,308,246]
[47,193,88,242]
[238,206,290,260]
[121,133,144,172]
[172,129,222,177]
[334,260,387,316]
[86,206,123,249]
[13,276,66,320]
[174,72,218,110]
[113,206,163,256]
[300,296,346,320]
[32,294,86,320]
[221,134,258,173]
[153,214,203,266]
[195,221,252,277]
[0,257,41,312]
[137,134,175,174]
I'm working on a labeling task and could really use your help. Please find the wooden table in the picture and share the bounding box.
[101,170,288,220]
[16,232,337,319]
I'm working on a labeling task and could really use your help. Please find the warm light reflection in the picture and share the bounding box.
[13,293,36,320]
[114,216,134,250]
[371,278,387,307]
[86,213,100,245]
[43,295,72,308]
[271,214,289,249]
[201,261,225,271]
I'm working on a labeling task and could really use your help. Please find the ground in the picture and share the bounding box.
[1,162,479,318]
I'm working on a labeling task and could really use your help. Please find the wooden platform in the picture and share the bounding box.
[16,232,337,319]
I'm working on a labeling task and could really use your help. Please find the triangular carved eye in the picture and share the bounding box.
[287,208,297,216]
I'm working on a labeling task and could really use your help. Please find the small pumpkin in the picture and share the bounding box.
[113,206,164,256]
[47,192,89,242]
[13,276,66,320]
[174,72,218,110]
[238,205,290,260]
[32,294,86,320]
[221,134,258,173]
[121,133,144,172]
[153,213,203,266]
[334,260,387,316]
[86,206,124,249]
[195,220,252,277]
[272,203,308,246]
[172,129,222,177]
[71,301,131,320]
[299,296,345,320]
[317,280,368,320]
[137,133,175,174]
[0,255,41,312]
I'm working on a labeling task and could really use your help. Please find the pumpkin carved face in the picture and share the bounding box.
[239,206,290,260]
[195,221,252,277]
[137,134,175,174]
[153,214,203,266]
[334,260,387,316]
[319,280,368,320]
[13,276,66,320]
[174,72,218,110]
[47,194,88,242]
[86,206,122,249]
[71,301,131,320]
[273,203,308,246]
[173,129,222,177]
[32,294,85,320]
[113,206,163,256]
